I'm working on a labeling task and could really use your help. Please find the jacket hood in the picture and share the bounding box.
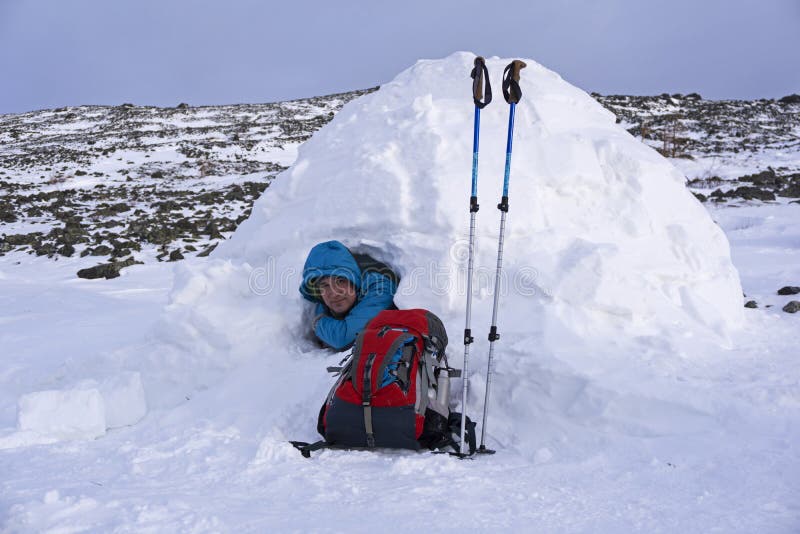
[299,240,362,302]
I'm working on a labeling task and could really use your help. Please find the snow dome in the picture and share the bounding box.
[150,52,743,410]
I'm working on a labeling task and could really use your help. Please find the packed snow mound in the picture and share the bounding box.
[150,52,742,410]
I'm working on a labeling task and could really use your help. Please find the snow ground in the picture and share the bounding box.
[1,208,798,532]
[1,54,799,532]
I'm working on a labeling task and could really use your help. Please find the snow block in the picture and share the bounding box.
[98,372,147,429]
[14,373,147,442]
[17,388,106,440]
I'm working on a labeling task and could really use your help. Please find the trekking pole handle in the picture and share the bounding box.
[471,56,492,109]
[502,60,527,104]
[507,60,526,82]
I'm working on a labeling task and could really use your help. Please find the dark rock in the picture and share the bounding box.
[686,93,702,100]
[778,184,800,198]
[110,239,139,258]
[126,220,178,245]
[205,221,222,239]
[197,243,217,257]
[176,103,189,109]
[58,243,75,257]
[197,191,222,204]
[95,220,122,229]
[75,170,87,176]
[744,300,758,309]
[151,171,164,179]
[739,169,784,188]
[184,244,197,252]
[64,218,85,232]
[2,233,43,247]
[123,240,141,252]
[91,245,113,256]
[727,186,775,202]
[175,217,198,233]
[168,249,184,262]
[76,257,141,280]
[224,185,246,202]
[692,192,707,202]
[34,242,56,256]
[155,200,181,212]
[777,286,800,295]
[0,203,17,222]
[47,220,89,246]
[93,203,130,217]
[778,94,800,104]
[783,301,800,314]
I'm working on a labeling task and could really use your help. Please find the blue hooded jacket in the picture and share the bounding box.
[300,241,398,350]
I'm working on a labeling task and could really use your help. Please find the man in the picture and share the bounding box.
[300,240,398,350]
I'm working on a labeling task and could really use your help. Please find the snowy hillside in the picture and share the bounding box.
[0,90,372,272]
[597,92,800,203]
[1,53,799,532]
[2,82,798,280]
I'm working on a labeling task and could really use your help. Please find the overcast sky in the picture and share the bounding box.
[1,0,798,114]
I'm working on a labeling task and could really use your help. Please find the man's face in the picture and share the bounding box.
[317,276,357,316]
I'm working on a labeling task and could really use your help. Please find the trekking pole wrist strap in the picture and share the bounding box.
[502,60,527,104]
[471,56,492,109]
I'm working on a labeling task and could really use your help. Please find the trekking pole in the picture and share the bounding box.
[478,60,526,454]
[458,56,492,457]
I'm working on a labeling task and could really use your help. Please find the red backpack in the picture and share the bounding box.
[292,309,475,457]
